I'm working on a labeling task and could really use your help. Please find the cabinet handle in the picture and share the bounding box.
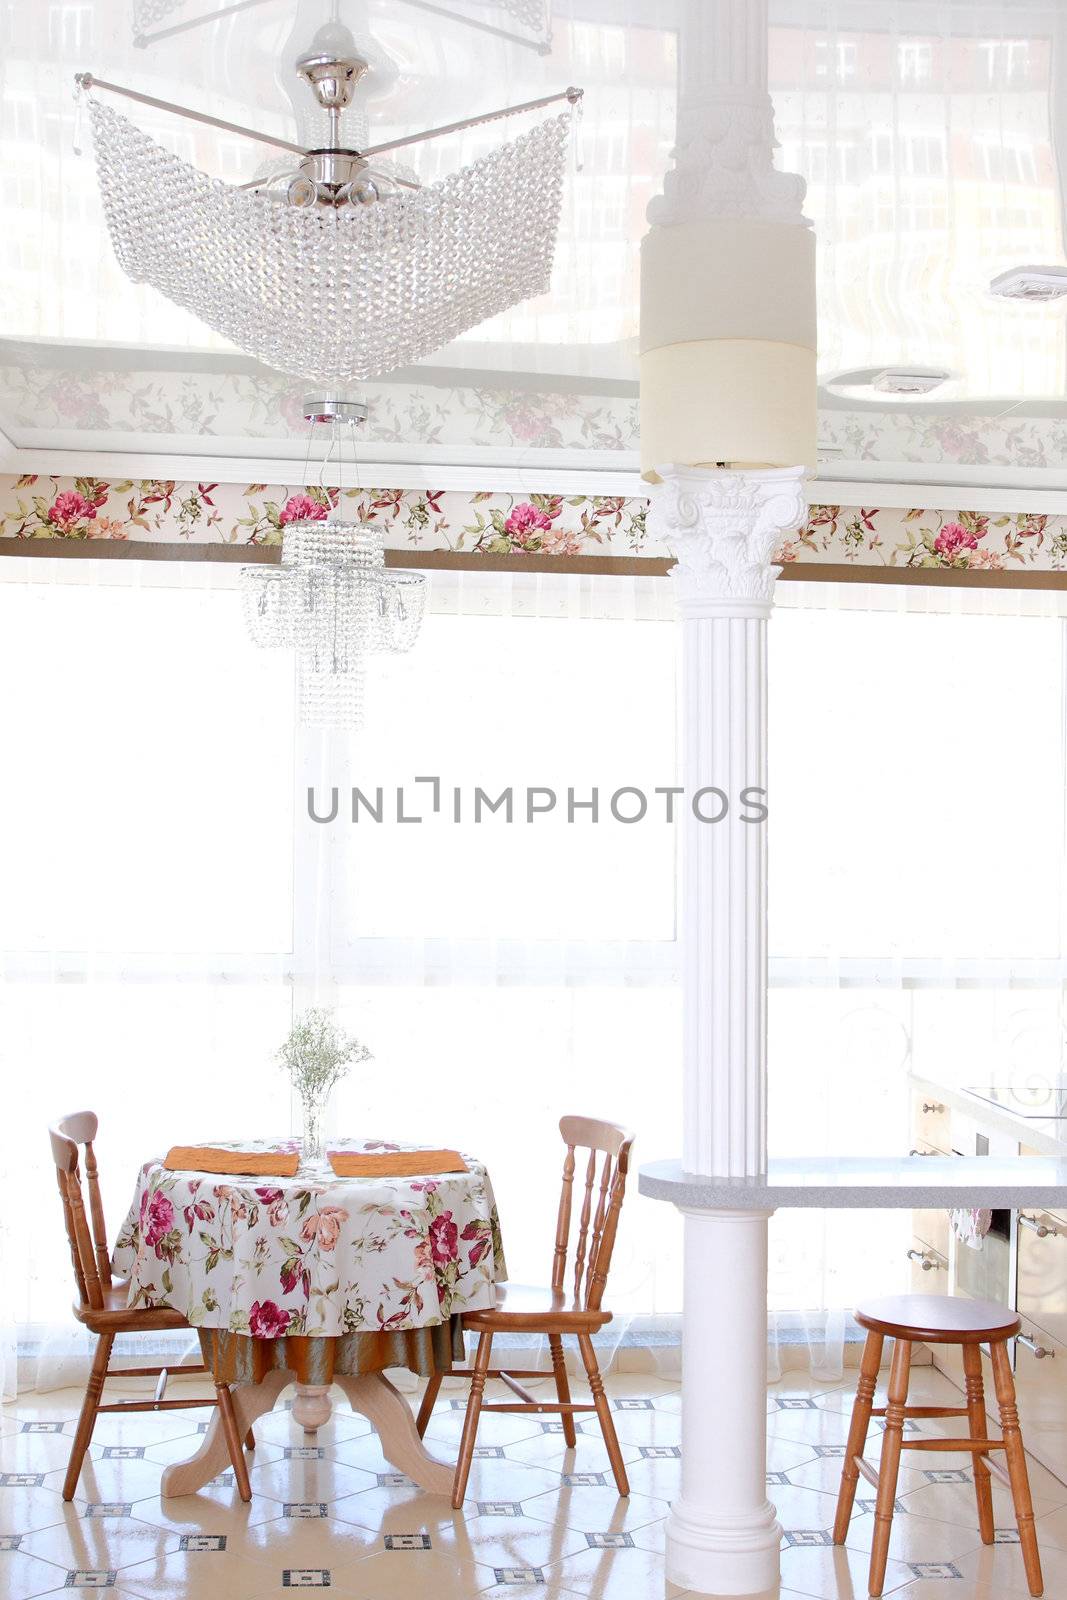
[906,1248,939,1271]
[922,1102,945,1114]
[1017,1334,1055,1360]
[1020,1213,1061,1239]
[909,1148,936,1157]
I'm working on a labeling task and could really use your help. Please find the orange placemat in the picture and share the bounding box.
[163,1145,301,1177]
[328,1149,469,1178]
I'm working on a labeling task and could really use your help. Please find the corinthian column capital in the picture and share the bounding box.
[647,88,809,229]
[648,464,808,613]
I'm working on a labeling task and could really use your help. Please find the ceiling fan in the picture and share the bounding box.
[77,22,579,212]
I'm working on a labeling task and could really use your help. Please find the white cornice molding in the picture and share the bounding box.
[3,449,643,496]
[648,464,807,608]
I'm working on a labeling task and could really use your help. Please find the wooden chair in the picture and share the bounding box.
[416,1115,634,1509]
[834,1293,1043,1598]
[50,1112,253,1502]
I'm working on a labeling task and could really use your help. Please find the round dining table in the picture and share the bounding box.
[111,1138,506,1496]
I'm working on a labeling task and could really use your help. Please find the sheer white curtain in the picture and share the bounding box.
[0,559,686,1392]
[767,578,1067,1376]
[3,556,1062,1397]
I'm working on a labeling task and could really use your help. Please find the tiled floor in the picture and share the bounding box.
[0,1363,1061,1597]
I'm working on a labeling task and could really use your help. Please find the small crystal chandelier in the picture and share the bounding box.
[75,27,581,381]
[241,399,427,729]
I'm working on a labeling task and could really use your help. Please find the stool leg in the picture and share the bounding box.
[833,1329,884,1543]
[869,1336,911,1599]
[990,1339,1043,1596]
[963,1343,995,1544]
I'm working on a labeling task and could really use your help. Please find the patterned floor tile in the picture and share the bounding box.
[18,1508,178,1575]
[900,1469,1067,1529]
[437,1510,588,1570]
[765,1435,824,1474]
[0,1544,75,1597]
[290,1548,494,1597]
[129,1479,282,1540]
[443,1458,567,1505]
[423,1410,547,1450]
[952,1537,1067,1597]
[540,1539,689,1598]
[522,1481,668,1537]
[0,1433,101,1477]
[778,1537,915,1599]
[44,1457,175,1508]
[768,1406,873,1449]
[0,1480,72,1538]
[242,1511,378,1574]
[253,1408,371,1452]
[330,1483,461,1537]
[117,1546,278,1599]
[839,1505,985,1565]
[785,1451,928,1498]
[249,1457,376,1508]
[502,1432,639,1475]
[608,1450,678,1501]
[764,1482,843,1536]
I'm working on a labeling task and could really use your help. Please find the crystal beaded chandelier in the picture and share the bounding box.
[76,30,580,381]
[241,399,427,729]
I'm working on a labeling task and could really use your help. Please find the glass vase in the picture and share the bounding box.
[300,1092,328,1164]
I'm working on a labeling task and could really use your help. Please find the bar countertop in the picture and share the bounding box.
[638,1153,1067,1210]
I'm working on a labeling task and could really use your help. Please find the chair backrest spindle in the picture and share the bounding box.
[49,1112,108,1312]
[552,1144,576,1292]
[84,1141,113,1290]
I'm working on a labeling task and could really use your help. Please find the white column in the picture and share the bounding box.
[639,0,814,1589]
[649,464,806,1598]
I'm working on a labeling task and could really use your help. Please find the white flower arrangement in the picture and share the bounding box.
[278,1009,371,1157]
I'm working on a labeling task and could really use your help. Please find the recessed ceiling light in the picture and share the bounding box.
[989,266,1067,302]
[871,368,950,396]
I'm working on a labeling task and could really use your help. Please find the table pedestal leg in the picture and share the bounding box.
[161,1369,453,1498]
[160,1370,290,1498]
[292,1383,333,1433]
[334,1372,453,1496]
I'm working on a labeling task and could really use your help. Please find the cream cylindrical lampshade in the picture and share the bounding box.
[639,218,817,479]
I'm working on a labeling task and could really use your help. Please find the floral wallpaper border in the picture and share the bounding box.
[0,363,640,456]
[11,358,1067,474]
[3,476,1067,573]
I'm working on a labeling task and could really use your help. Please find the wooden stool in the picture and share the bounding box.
[833,1293,1042,1598]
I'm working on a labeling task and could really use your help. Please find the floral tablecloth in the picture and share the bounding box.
[112,1138,506,1341]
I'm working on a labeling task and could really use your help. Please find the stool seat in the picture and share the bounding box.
[855,1292,1020,1343]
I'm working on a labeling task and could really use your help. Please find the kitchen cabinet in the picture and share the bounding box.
[908,1084,1067,1483]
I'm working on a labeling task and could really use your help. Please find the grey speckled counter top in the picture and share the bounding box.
[639,1154,1067,1210]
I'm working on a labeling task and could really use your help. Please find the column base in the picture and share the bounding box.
[666,1493,783,1596]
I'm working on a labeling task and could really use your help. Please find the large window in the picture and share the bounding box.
[3,563,1066,1370]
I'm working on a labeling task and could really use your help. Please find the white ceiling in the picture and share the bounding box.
[4,0,1067,495]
